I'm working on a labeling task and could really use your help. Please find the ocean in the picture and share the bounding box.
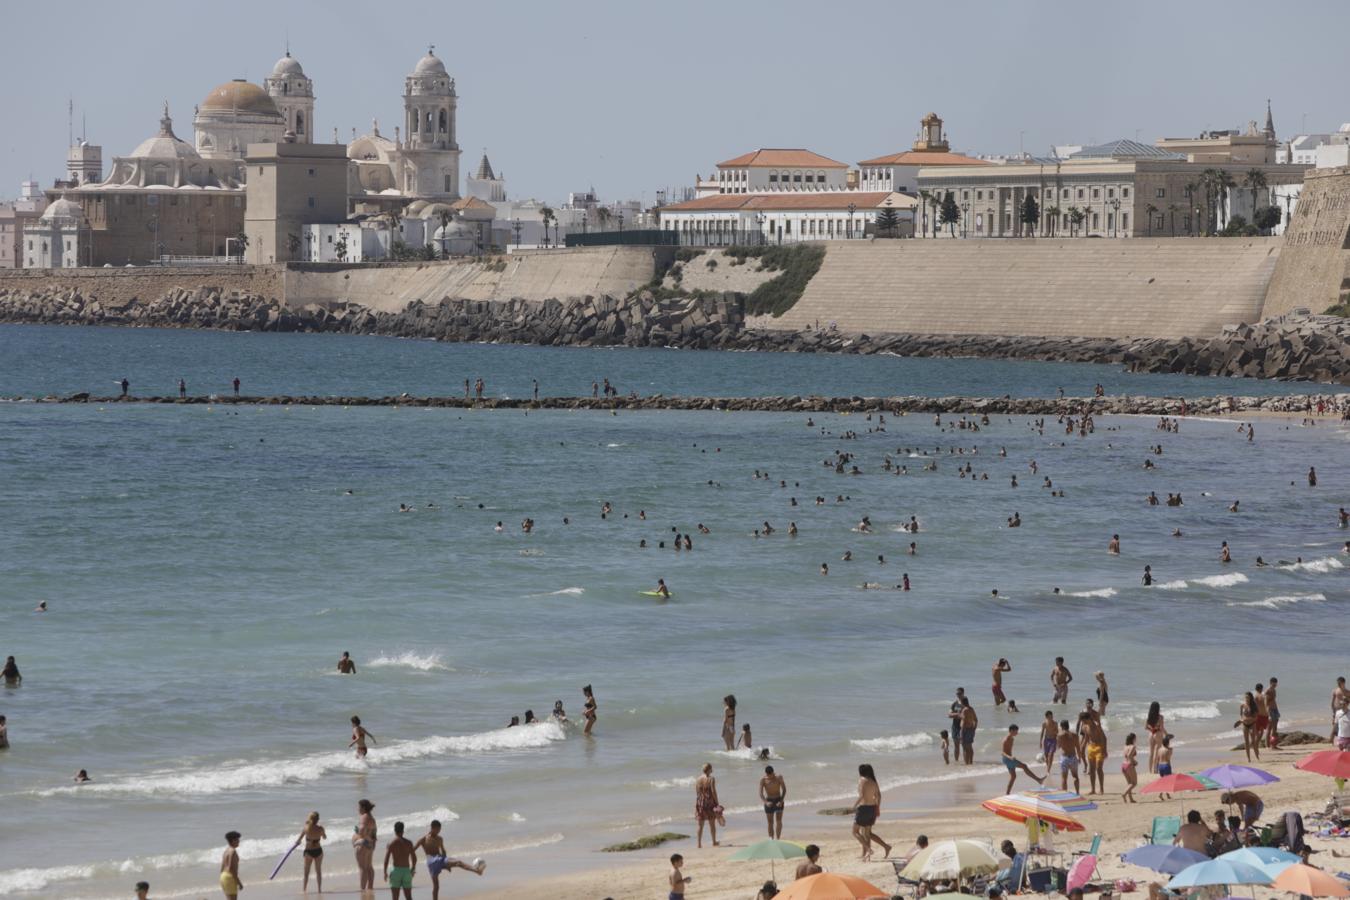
[0,324,1346,898]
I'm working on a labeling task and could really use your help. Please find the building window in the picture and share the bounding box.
[1093,188,1100,199]
[1156,188,1165,199]
[1045,189,1052,198]
[1122,187,1130,198]
[768,174,778,183]
[1122,213,1129,231]
[328,234,333,243]
[976,190,983,200]
[308,168,316,176]
[308,197,315,208]
[1063,189,1069,198]
[793,174,802,182]
[444,174,452,192]
[1092,212,1099,228]
[1077,189,1084,199]
[1108,188,1115,199]
[962,190,969,200]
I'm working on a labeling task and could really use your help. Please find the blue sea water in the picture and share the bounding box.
[0,325,1346,898]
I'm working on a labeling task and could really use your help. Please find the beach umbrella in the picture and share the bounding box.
[900,839,1001,882]
[1142,773,1210,795]
[1199,765,1280,790]
[1027,787,1098,812]
[771,872,888,900]
[1271,864,1350,897]
[1218,847,1299,877]
[729,839,808,881]
[1122,844,1210,875]
[1067,854,1098,892]
[981,794,1085,831]
[1294,750,1350,780]
[1166,859,1273,890]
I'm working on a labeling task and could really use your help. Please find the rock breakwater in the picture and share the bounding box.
[2,284,1347,383]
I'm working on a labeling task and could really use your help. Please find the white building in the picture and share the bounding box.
[264,51,315,143]
[660,191,915,245]
[1274,125,1350,166]
[856,113,986,193]
[300,223,362,261]
[705,148,850,195]
[24,197,89,267]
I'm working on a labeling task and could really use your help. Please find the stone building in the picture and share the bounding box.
[0,181,48,268]
[243,139,350,264]
[22,196,90,268]
[264,51,315,143]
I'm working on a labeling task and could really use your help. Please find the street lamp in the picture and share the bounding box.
[617,212,624,233]
[1109,197,1121,237]
[847,202,856,239]
[960,203,969,238]
[755,212,766,246]
[582,214,588,234]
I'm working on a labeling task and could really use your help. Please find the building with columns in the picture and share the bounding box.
[264,50,315,143]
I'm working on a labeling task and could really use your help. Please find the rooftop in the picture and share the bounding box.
[716,149,849,169]
[662,191,907,212]
[857,150,986,167]
[1070,139,1184,160]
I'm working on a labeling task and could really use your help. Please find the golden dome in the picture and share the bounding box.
[200,80,282,117]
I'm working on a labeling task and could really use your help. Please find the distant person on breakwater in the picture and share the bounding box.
[337,652,356,674]
[349,715,376,758]
[178,379,186,398]
[120,378,129,397]
[233,377,240,396]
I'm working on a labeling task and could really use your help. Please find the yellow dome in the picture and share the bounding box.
[200,80,281,117]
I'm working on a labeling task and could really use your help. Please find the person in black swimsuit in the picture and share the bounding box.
[759,765,787,839]
[297,810,327,892]
[1094,672,1110,719]
[582,684,597,735]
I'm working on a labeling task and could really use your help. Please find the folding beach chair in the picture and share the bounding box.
[1147,816,1182,845]
[1071,834,1102,880]
[890,861,923,899]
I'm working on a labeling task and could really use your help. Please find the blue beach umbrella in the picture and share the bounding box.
[1197,765,1280,790]
[1121,844,1209,876]
[1217,847,1299,876]
[1166,859,1272,890]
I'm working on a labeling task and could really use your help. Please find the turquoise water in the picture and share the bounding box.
[0,326,1347,898]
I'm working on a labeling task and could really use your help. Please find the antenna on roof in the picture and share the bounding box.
[68,96,74,148]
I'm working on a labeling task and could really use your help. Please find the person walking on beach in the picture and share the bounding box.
[694,763,720,848]
[353,799,377,892]
[349,716,376,758]
[722,695,737,750]
[1265,678,1281,748]
[1146,701,1166,773]
[992,658,1011,707]
[337,652,356,674]
[760,765,786,839]
[1050,657,1073,704]
[219,831,243,900]
[1121,733,1139,802]
[851,764,892,861]
[1001,725,1044,793]
[582,684,597,735]
[415,819,485,900]
[1057,719,1081,793]
[1253,683,1270,749]
[1237,692,1261,762]
[959,697,978,765]
[1039,710,1058,774]
[383,820,417,900]
[1081,712,1108,795]
[291,811,326,892]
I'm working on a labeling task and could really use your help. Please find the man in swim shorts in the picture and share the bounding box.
[1081,713,1108,795]
[383,820,417,900]
[415,820,485,900]
[992,658,1011,707]
[1001,725,1044,793]
[959,697,978,765]
[1039,710,1058,774]
[219,831,242,900]
[1056,720,1081,792]
[759,765,787,839]
[1221,790,1264,829]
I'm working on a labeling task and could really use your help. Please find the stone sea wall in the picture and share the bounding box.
[1,285,1347,384]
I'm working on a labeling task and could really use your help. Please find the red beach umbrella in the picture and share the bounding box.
[1141,773,1209,795]
[1293,750,1350,780]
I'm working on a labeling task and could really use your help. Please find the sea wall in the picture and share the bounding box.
[749,238,1282,339]
[1263,165,1350,317]
[281,246,661,312]
[0,266,282,306]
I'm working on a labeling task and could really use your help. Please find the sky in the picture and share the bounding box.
[3,0,1348,205]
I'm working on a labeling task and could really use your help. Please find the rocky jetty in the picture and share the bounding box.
[2,284,1347,383]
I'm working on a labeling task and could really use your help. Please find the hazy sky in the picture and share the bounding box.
[4,0,1347,204]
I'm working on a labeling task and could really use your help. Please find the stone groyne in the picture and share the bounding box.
[22,392,1347,418]
[2,285,1347,384]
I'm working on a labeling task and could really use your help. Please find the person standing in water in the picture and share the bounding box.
[694,763,720,848]
[759,765,786,839]
[383,820,417,900]
[992,658,1011,707]
[1095,671,1110,718]
[337,652,357,674]
[2,656,20,686]
[219,831,243,900]
[1050,657,1073,704]
[415,819,485,900]
[722,695,737,750]
[296,811,327,893]
[353,799,377,893]
[851,764,892,861]
[349,716,376,758]
[582,684,597,735]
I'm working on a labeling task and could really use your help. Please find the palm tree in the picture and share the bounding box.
[1183,183,1199,234]
[1166,203,1180,236]
[595,206,612,230]
[928,193,943,237]
[1144,203,1158,237]
[1198,169,1221,235]
[1067,206,1085,236]
[539,206,555,247]
[1045,205,1062,237]
[1243,168,1268,231]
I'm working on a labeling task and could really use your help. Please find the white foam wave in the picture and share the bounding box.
[1155,579,1188,590]
[367,651,451,672]
[851,732,934,753]
[714,746,780,760]
[649,775,697,790]
[1282,556,1344,574]
[1192,573,1250,588]
[0,864,98,894]
[508,812,527,822]
[37,723,566,798]
[1228,592,1327,609]
[1169,702,1222,720]
[460,832,565,855]
[723,765,1004,815]
[548,587,585,595]
[1067,588,1118,598]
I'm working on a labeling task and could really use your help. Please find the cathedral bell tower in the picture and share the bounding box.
[401,45,460,198]
[265,49,315,143]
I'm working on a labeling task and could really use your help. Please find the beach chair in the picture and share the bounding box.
[1148,816,1182,846]
[890,861,923,898]
[1072,834,1102,880]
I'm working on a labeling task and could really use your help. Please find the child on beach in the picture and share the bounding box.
[1156,736,1175,800]
[669,853,690,900]
[219,831,242,900]
[940,730,950,765]
[1121,733,1139,803]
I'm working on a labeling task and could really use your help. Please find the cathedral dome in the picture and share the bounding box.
[40,197,87,224]
[131,107,200,159]
[271,52,304,76]
[200,80,282,117]
[414,50,447,76]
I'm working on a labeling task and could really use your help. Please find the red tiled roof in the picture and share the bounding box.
[661,192,903,212]
[856,150,987,167]
[716,149,849,169]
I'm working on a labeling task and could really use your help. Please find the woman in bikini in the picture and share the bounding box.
[1094,671,1110,719]
[694,763,720,848]
[1145,702,1166,773]
[851,764,892,861]
[1237,692,1261,762]
[1120,733,1138,803]
[582,685,596,735]
[722,695,737,750]
[297,811,326,893]
[352,799,377,892]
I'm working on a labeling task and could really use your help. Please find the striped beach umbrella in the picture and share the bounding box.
[1027,787,1098,812]
[981,794,1085,831]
